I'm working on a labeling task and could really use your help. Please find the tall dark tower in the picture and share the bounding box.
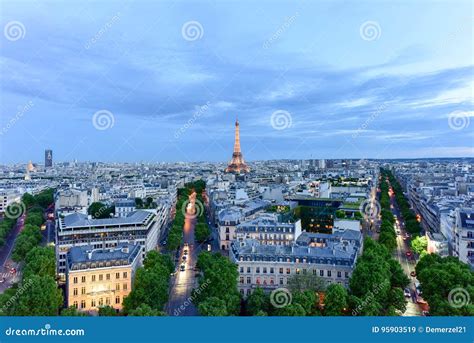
[225,117,250,173]
[45,149,53,168]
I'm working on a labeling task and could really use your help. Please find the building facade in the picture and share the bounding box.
[66,243,141,312]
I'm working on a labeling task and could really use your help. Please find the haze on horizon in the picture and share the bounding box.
[0,0,473,164]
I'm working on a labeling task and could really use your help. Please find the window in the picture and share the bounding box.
[240,267,244,273]
[80,300,85,309]
[279,278,284,285]
[99,274,103,281]
[313,269,317,275]
[328,270,332,277]
[247,267,251,273]
[256,267,260,273]
[116,284,120,291]
[123,272,127,279]
[302,269,307,275]
[296,268,300,275]
[106,274,110,280]
[286,268,290,274]
[270,267,274,274]
[73,301,78,309]
[263,267,267,274]
[337,271,341,278]
[92,275,96,282]
[73,277,78,284]
[320,270,324,277]
[279,268,284,274]
[81,287,86,295]
[81,276,86,283]
[345,272,349,278]
[106,298,110,305]
[123,283,128,291]
[247,277,251,284]
[91,299,96,307]
[115,296,120,304]
[116,273,120,279]
[99,298,103,306]
[240,277,244,284]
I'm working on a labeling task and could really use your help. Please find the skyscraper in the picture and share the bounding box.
[45,149,53,168]
[225,118,250,173]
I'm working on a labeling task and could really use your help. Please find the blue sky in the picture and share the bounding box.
[0,0,472,164]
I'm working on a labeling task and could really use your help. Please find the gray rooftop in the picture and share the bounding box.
[62,210,153,228]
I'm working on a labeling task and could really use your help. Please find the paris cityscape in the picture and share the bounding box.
[0,2,472,341]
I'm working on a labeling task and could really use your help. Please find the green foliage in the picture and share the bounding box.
[0,216,17,248]
[21,193,36,208]
[287,273,327,293]
[24,212,44,227]
[61,306,88,316]
[415,255,474,316]
[123,251,172,314]
[411,236,428,255]
[23,246,56,279]
[12,224,42,262]
[246,287,270,315]
[128,304,165,316]
[195,223,211,243]
[349,237,409,316]
[324,284,348,316]
[98,305,118,316]
[87,202,114,219]
[193,252,240,316]
[198,297,228,316]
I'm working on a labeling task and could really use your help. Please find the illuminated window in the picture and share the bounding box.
[115,296,120,304]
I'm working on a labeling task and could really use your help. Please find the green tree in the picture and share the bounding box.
[12,224,42,262]
[292,290,318,316]
[21,193,35,208]
[23,246,56,279]
[87,202,114,219]
[287,274,326,293]
[195,223,211,243]
[411,236,428,256]
[128,304,165,316]
[198,297,228,316]
[246,287,269,315]
[61,306,88,316]
[98,306,118,316]
[324,284,348,316]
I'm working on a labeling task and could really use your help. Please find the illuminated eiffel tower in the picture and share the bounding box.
[225,117,250,173]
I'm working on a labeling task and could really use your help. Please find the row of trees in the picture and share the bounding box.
[415,254,473,316]
[0,207,18,248]
[378,171,397,252]
[383,169,421,235]
[193,252,241,316]
[0,246,63,316]
[123,250,174,316]
[349,237,410,315]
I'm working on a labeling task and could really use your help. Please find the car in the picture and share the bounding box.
[207,244,212,252]
[183,249,188,255]
[10,268,16,274]
[404,288,411,297]
[405,251,412,257]
[410,271,416,277]
[180,264,185,272]
[182,255,187,261]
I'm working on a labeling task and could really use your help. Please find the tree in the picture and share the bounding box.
[98,306,118,316]
[324,284,348,316]
[21,193,35,208]
[61,306,88,316]
[87,202,114,219]
[128,304,165,316]
[10,275,63,316]
[292,290,318,316]
[411,236,428,256]
[195,223,211,243]
[23,246,56,279]
[25,213,44,227]
[135,198,144,209]
[198,297,228,316]
[12,224,42,262]
[246,287,269,315]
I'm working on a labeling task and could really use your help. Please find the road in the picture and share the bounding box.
[388,184,422,316]
[0,214,25,293]
[165,192,200,316]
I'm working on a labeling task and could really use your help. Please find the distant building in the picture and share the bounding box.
[45,149,53,168]
[66,243,141,312]
[231,228,363,297]
[0,190,21,215]
[57,210,160,278]
[453,208,474,268]
[115,199,136,218]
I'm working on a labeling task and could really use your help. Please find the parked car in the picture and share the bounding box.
[404,288,411,297]
[180,264,185,272]
[410,271,416,277]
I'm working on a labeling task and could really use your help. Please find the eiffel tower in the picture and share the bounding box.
[225,117,250,173]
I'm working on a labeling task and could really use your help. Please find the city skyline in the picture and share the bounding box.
[1,1,473,164]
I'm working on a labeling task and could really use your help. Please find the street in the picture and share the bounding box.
[0,214,24,293]
[388,184,423,316]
